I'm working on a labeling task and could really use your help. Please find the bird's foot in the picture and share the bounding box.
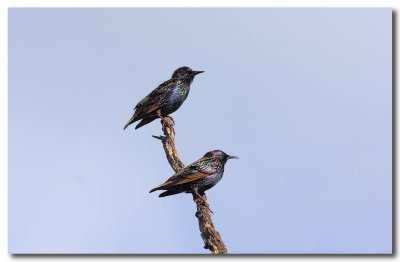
[194,191,214,214]
[164,122,175,132]
[158,114,175,133]
[203,201,214,215]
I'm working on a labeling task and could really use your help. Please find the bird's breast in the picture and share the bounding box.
[175,82,190,98]
[158,82,190,116]
[166,84,189,104]
[203,169,224,187]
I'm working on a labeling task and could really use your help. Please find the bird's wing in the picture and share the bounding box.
[175,160,215,184]
[135,79,177,115]
[150,159,214,191]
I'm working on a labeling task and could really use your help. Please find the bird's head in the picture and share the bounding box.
[172,66,204,83]
[203,150,239,163]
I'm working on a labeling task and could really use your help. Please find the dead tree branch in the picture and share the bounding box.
[152,116,228,254]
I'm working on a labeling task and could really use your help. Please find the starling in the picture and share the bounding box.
[149,150,238,204]
[123,66,204,130]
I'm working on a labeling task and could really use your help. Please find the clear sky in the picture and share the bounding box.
[8,8,392,254]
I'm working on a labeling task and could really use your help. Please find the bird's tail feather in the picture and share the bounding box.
[123,115,138,130]
[159,190,182,198]
[149,187,159,193]
[135,117,156,129]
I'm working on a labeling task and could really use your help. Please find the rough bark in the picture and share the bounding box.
[152,116,228,254]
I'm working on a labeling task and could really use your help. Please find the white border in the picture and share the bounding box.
[2,0,400,8]
[2,1,397,262]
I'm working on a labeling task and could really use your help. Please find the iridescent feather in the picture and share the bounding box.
[124,67,204,130]
[149,150,238,197]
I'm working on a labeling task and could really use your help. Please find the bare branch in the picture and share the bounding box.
[152,116,228,254]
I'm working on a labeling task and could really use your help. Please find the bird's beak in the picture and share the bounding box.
[193,71,205,75]
[227,155,239,159]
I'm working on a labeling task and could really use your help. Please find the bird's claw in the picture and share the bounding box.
[162,122,175,133]
[194,191,213,214]
[158,115,175,134]
[200,200,213,214]
[206,204,214,214]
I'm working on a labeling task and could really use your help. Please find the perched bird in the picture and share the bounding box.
[123,66,204,130]
[149,150,238,204]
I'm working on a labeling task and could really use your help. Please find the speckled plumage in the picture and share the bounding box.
[149,150,238,197]
[123,66,204,130]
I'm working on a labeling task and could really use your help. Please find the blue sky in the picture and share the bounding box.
[8,8,391,254]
